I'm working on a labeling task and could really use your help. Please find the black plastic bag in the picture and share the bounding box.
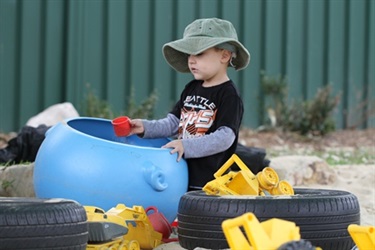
[0,125,49,164]
[233,143,270,174]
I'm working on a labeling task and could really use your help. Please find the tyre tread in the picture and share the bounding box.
[0,198,88,249]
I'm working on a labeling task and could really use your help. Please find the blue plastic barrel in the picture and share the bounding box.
[34,117,188,223]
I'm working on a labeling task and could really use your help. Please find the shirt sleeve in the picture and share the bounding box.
[181,126,235,158]
[142,113,179,138]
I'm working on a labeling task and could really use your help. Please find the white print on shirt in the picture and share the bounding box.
[184,95,216,110]
[178,95,217,139]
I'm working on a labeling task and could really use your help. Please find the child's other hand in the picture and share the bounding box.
[129,119,144,135]
[162,140,184,162]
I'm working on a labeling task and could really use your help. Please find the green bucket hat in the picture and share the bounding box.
[163,18,250,73]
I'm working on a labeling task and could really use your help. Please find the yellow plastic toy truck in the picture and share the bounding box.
[222,212,321,250]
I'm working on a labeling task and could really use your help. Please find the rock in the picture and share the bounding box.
[269,155,337,186]
[26,102,79,127]
[0,163,35,197]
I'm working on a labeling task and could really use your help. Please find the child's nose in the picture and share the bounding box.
[188,55,196,63]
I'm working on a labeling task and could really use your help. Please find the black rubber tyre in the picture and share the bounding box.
[178,188,360,250]
[0,197,88,249]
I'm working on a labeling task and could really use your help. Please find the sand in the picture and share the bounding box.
[296,164,375,226]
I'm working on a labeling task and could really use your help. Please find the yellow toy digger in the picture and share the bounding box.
[222,212,322,250]
[348,224,375,250]
[221,210,374,250]
[85,204,163,250]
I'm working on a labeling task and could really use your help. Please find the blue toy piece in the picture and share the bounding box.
[34,117,188,223]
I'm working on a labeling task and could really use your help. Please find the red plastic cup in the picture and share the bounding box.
[112,116,131,137]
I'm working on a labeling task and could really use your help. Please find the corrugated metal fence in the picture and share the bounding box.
[0,0,374,132]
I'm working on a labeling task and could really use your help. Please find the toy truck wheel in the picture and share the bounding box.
[0,197,88,249]
[277,239,316,250]
[178,188,360,250]
[127,240,140,250]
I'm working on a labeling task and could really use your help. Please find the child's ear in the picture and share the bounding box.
[221,50,231,63]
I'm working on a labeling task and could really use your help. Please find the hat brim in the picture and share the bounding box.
[163,37,250,73]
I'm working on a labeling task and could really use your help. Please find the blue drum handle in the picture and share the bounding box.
[142,161,168,191]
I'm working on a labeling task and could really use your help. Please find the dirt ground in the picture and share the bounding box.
[1,128,374,152]
[238,128,375,153]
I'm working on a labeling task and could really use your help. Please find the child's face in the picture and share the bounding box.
[188,48,230,82]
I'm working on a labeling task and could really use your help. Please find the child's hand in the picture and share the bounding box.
[128,119,145,135]
[162,140,184,162]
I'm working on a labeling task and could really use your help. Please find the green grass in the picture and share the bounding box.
[1,179,14,190]
[317,148,374,165]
